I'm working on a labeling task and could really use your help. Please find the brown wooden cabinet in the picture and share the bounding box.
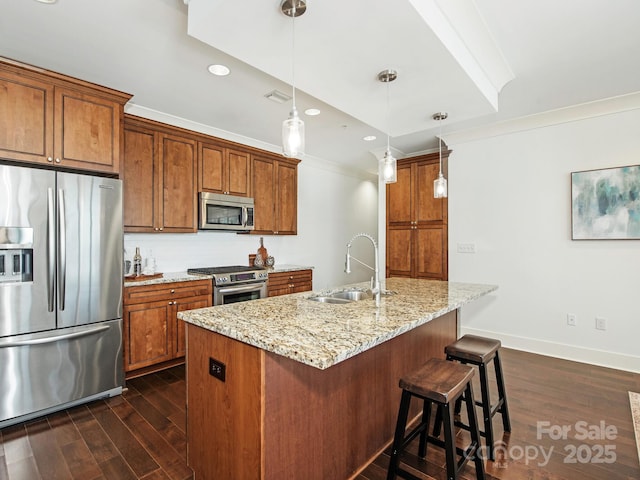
[251,155,299,235]
[386,151,449,280]
[123,279,212,377]
[123,115,198,233]
[198,141,251,197]
[0,58,130,174]
[267,269,313,297]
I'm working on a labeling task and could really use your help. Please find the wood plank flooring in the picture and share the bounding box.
[1,349,639,480]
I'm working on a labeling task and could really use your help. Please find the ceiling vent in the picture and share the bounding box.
[264,89,292,104]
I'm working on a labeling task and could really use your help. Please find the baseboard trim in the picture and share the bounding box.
[460,326,640,373]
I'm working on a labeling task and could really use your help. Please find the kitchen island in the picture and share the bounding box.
[178,278,497,480]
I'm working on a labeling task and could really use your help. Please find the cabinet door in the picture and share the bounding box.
[415,161,444,223]
[123,126,157,231]
[175,296,211,357]
[251,156,276,234]
[199,142,225,193]
[415,226,447,279]
[161,133,197,232]
[275,161,298,235]
[54,86,122,173]
[0,71,53,164]
[387,227,414,278]
[387,163,413,225]
[227,149,250,197]
[124,300,173,372]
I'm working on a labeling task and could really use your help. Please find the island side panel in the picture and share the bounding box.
[263,311,457,480]
[186,323,264,480]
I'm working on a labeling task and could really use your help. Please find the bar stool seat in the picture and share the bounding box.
[387,358,485,480]
[440,335,511,461]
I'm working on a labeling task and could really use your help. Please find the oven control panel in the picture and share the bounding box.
[213,270,269,286]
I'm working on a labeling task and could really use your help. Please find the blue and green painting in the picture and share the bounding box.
[572,165,640,239]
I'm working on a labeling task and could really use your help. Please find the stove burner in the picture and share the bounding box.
[187,265,260,275]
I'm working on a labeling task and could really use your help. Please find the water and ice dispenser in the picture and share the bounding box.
[0,227,33,283]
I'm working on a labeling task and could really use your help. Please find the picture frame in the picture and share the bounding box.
[571,164,640,240]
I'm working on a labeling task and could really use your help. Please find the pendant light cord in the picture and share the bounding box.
[386,79,390,152]
[291,5,297,108]
[438,116,443,175]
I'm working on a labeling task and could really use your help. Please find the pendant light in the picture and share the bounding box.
[378,69,397,184]
[433,112,448,198]
[281,0,306,158]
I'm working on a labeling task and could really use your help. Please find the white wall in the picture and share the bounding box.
[124,159,379,292]
[448,106,640,372]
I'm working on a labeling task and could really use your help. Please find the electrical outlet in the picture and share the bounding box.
[209,357,226,381]
[595,317,607,331]
[567,313,577,326]
[457,243,476,254]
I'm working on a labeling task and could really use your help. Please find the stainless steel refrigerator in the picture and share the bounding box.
[0,164,124,427]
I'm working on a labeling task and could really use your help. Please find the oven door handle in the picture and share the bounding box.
[216,283,264,295]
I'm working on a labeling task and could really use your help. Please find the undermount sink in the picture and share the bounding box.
[306,296,353,304]
[306,290,372,304]
[329,290,371,301]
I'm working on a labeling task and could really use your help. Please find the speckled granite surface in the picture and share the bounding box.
[178,277,497,370]
[124,265,312,287]
[124,272,212,287]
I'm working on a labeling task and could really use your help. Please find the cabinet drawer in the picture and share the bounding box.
[268,270,312,287]
[124,279,212,305]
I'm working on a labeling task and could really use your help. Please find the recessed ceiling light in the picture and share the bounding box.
[304,108,320,116]
[207,64,230,76]
[35,0,57,3]
[363,135,377,141]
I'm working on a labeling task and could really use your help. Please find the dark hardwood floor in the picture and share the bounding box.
[1,349,639,480]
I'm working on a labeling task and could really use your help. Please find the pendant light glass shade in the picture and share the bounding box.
[281,0,306,158]
[434,172,447,198]
[282,107,305,158]
[381,148,397,183]
[433,112,448,198]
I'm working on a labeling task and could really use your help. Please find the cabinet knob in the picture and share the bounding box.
[168,301,174,305]
[159,227,163,231]
[47,156,53,163]
[55,158,61,164]
[170,289,175,293]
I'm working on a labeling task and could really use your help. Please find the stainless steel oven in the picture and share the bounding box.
[187,266,268,306]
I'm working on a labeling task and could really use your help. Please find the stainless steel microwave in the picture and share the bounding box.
[198,192,255,231]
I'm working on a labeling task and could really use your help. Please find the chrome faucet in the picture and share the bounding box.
[345,233,381,307]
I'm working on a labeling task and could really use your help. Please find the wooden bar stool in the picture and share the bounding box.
[437,334,511,461]
[386,358,485,480]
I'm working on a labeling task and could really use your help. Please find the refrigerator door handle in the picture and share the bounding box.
[57,188,66,311]
[47,188,55,312]
[0,324,110,348]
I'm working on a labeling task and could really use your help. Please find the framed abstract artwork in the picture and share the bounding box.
[571,165,640,239]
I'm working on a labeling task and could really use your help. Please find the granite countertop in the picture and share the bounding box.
[178,277,497,370]
[123,272,212,287]
[124,265,313,287]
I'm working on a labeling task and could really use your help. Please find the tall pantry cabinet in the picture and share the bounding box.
[386,151,450,280]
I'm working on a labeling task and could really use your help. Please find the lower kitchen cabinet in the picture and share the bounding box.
[268,269,313,297]
[123,279,212,377]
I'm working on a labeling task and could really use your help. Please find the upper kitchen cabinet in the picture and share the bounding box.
[251,155,299,235]
[386,151,449,280]
[123,115,197,233]
[199,141,251,197]
[0,57,131,174]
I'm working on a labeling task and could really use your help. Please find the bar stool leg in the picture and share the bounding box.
[494,351,511,432]
[387,390,412,480]
[464,383,486,480]
[477,362,495,461]
[418,400,432,458]
[441,402,458,480]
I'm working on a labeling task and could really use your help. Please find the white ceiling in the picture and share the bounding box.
[2,0,639,174]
